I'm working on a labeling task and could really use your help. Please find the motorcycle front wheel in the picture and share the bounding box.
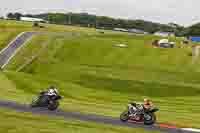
[144,113,156,125]
[48,100,59,111]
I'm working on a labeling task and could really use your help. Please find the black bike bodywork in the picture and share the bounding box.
[120,103,159,125]
[31,92,62,111]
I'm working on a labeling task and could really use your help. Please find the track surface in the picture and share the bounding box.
[0,32,37,68]
[0,32,198,133]
[0,100,195,133]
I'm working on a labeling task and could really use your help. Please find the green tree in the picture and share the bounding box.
[7,13,14,19]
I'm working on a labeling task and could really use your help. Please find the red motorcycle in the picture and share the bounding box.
[120,103,159,125]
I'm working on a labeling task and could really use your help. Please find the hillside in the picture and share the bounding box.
[0,20,168,132]
[1,22,199,129]
[0,19,99,51]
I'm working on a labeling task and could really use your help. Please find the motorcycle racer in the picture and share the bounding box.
[120,99,158,125]
[31,85,62,110]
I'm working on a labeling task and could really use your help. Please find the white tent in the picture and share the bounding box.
[20,17,46,22]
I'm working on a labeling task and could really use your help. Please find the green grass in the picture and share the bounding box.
[0,20,163,132]
[0,108,160,133]
[0,19,98,32]
[0,20,200,129]
[0,19,106,51]
[0,31,21,50]
[2,71,200,128]
[3,32,200,129]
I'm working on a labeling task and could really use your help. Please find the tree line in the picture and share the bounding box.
[6,12,200,36]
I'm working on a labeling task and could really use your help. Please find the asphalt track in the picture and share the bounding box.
[0,32,199,133]
[0,100,196,133]
[0,32,37,69]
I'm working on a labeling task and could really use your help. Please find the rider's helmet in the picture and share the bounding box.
[53,88,58,94]
[144,98,151,105]
[48,85,58,95]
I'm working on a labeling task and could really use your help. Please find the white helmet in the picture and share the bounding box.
[48,89,55,95]
[48,85,58,95]
[53,88,58,94]
[49,86,58,93]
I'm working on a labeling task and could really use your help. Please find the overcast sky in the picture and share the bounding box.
[0,0,199,26]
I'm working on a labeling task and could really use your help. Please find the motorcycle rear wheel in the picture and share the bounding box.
[31,97,40,107]
[120,110,129,122]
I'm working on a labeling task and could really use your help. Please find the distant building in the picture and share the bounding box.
[113,28,128,32]
[20,17,47,23]
[189,37,200,42]
[128,28,149,34]
[154,31,175,37]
